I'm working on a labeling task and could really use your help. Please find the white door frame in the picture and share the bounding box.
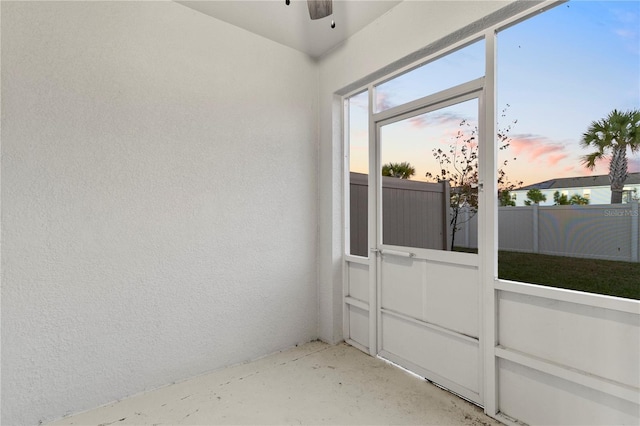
[368,79,486,405]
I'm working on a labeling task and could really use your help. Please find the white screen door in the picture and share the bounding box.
[373,86,484,405]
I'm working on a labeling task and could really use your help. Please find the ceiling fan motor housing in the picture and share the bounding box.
[308,0,333,20]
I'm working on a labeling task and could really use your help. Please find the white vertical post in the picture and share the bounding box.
[343,99,351,257]
[533,204,539,254]
[342,98,351,342]
[481,28,498,416]
[631,201,638,263]
[368,85,378,357]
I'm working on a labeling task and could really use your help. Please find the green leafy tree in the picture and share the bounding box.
[524,189,546,205]
[425,107,522,249]
[581,109,640,204]
[382,162,415,179]
[569,194,590,205]
[499,189,516,206]
[553,191,569,205]
[553,191,589,205]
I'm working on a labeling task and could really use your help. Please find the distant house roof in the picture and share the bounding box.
[519,172,640,190]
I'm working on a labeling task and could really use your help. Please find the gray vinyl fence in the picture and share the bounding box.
[349,171,639,263]
[458,202,640,262]
[349,173,450,256]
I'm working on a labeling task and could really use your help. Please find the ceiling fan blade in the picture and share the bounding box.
[307,0,332,20]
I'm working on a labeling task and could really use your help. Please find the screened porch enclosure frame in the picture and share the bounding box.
[341,1,640,425]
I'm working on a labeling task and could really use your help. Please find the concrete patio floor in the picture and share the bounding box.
[49,341,501,425]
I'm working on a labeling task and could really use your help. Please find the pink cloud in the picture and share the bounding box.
[547,153,569,166]
[577,152,640,176]
[592,154,640,174]
[568,166,593,177]
[558,164,593,178]
[508,134,571,168]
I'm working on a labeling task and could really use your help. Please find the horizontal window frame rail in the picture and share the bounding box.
[372,77,484,124]
[345,254,369,265]
[495,279,640,315]
[345,296,369,311]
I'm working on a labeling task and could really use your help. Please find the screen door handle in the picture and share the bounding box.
[377,249,415,258]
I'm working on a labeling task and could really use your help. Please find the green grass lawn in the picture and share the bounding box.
[497,251,640,300]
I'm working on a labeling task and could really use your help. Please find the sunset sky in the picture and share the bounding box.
[349,0,640,187]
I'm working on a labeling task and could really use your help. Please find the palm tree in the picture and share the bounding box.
[382,162,415,179]
[581,109,640,203]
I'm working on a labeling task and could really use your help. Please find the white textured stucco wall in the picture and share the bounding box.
[1,2,318,425]
[316,0,523,344]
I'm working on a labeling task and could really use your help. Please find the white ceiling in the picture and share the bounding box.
[177,0,403,58]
